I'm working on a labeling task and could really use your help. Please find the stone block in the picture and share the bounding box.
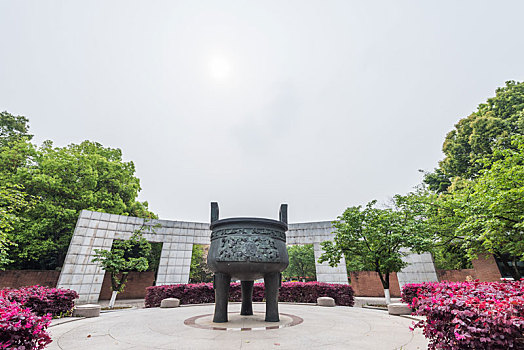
[78,218,90,227]
[80,210,93,219]
[59,274,73,284]
[74,304,101,317]
[68,245,81,254]
[87,295,98,302]
[388,303,411,315]
[160,298,180,308]
[98,221,109,230]
[73,264,86,274]
[317,297,335,307]
[91,212,102,220]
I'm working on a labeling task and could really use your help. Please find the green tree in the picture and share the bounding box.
[189,245,212,283]
[424,81,524,192]
[319,194,433,303]
[7,139,155,269]
[0,112,36,267]
[0,184,34,269]
[410,188,473,270]
[0,111,32,147]
[282,245,316,281]
[92,224,153,308]
[433,136,524,279]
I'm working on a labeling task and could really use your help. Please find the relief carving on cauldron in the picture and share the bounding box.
[216,235,281,263]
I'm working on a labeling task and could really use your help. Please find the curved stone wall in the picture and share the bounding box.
[57,210,437,303]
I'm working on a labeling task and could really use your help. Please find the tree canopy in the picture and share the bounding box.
[319,194,433,290]
[0,112,154,270]
[426,136,524,279]
[420,81,524,277]
[425,81,524,192]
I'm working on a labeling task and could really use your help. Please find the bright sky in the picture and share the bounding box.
[1,1,523,223]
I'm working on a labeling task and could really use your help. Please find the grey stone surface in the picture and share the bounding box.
[47,303,429,349]
[397,250,439,287]
[160,298,180,308]
[388,303,412,316]
[73,304,101,318]
[317,297,335,307]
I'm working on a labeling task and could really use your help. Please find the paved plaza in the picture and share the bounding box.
[49,303,428,350]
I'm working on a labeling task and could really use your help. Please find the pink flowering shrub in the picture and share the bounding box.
[145,281,354,307]
[0,299,52,350]
[401,282,435,306]
[0,286,78,317]
[406,280,524,350]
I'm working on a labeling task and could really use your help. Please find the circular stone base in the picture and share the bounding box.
[184,312,303,331]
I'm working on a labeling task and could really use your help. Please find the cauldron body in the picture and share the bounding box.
[207,218,289,280]
[207,203,289,323]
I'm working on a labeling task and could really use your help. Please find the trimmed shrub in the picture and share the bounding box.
[145,281,354,308]
[401,282,436,306]
[410,280,524,350]
[0,299,52,350]
[0,285,78,317]
[279,282,354,305]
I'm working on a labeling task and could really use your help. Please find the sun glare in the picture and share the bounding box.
[208,56,231,81]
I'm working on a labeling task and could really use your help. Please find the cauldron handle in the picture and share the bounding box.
[279,204,288,224]
[211,202,219,223]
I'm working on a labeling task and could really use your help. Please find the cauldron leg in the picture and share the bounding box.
[213,272,231,323]
[264,272,280,322]
[240,281,254,315]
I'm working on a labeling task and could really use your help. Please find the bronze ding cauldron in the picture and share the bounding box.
[207,202,289,322]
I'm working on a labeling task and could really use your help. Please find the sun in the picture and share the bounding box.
[208,55,231,81]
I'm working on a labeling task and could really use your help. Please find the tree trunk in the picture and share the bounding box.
[376,271,391,304]
[384,289,391,305]
[109,291,118,309]
[511,257,522,280]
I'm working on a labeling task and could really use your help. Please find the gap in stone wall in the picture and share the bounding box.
[189,244,212,283]
[282,244,317,282]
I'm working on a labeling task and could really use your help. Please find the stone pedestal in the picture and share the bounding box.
[317,297,336,307]
[160,298,180,308]
[73,304,101,318]
[387,303,411,315]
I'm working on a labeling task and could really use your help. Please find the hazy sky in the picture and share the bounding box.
[1,1,523,223]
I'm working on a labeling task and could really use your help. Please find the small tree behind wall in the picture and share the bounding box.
[319,194,432,304]
[92,224,153,308]
[189,244,213,283]
[282,245,317,282]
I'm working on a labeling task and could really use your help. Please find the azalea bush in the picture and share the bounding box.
[403,280,524,349]
[145,281,354,307]
[0,299,52,350]
[400,282,436,306]
[0,285,78,317]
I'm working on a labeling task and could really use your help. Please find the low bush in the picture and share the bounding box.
[0,285,78,317]
[401,282,436,306]
[279,281,354,305]
[145,281,354,307]
[408,280,524,350]
[0,299,52,350]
